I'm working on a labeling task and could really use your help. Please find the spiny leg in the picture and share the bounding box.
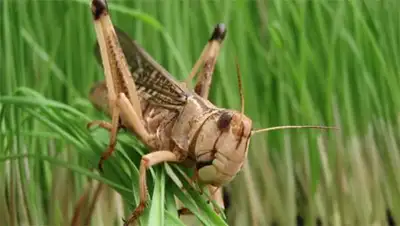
[123,151,180,226]
[185,23,227,99]
[116,93,175,226]
[90,0,145,172]
[87,95,131,172]
[95,91,152,172]
[97,99,121,171]
[91,0,124,172]
[96,91,155,177]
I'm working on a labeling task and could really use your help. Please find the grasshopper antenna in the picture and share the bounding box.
[235,57,245,116]
[251,125,338,135]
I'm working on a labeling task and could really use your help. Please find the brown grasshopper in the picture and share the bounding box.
[88,0,337,225]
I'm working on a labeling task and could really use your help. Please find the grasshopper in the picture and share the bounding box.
[88,0,337,225]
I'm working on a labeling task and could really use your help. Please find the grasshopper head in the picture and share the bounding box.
[195,110,252,187]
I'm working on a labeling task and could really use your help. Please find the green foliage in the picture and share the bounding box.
[1,0,400,225]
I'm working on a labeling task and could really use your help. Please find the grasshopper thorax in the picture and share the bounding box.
[194,109,252,187]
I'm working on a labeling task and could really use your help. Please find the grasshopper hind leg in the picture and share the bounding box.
[185,23,226,99]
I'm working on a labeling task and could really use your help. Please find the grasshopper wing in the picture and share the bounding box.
[94,27,189,109]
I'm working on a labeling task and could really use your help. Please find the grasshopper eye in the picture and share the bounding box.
[217,112,232,130]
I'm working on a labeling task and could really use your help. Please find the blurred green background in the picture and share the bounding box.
[1,0,400,225]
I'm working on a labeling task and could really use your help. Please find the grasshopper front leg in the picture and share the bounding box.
[123,151,179,226]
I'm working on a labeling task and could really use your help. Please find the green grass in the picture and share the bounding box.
[1,0,400,225]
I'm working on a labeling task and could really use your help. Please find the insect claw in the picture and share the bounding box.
[125,201,147,226]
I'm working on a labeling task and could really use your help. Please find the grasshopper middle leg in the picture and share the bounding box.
[88,92,153,171]
[87,97,123,171]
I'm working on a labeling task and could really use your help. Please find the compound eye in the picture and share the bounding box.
[217,111,233,131]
